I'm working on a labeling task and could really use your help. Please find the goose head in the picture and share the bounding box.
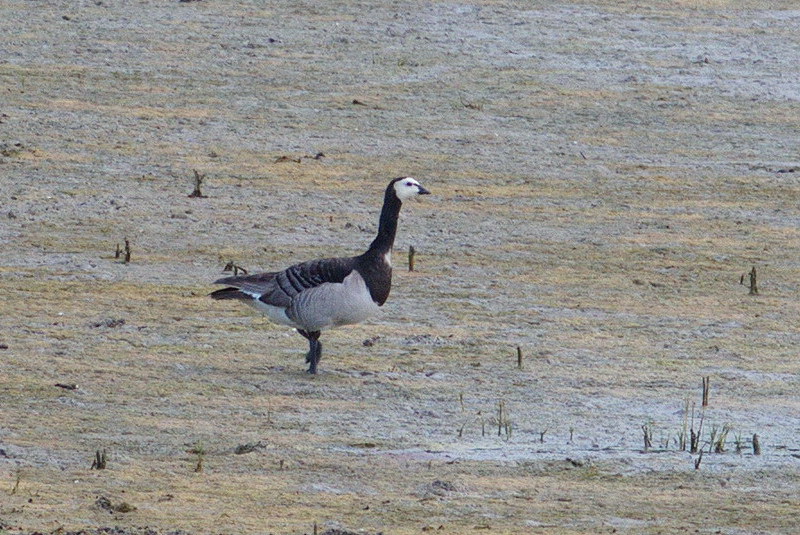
[392,176,431,201]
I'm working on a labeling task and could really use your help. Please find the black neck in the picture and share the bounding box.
[367,187,402,254]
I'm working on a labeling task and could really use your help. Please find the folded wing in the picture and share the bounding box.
[211,256,358,308]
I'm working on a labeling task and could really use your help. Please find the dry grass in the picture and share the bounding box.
[2,0,800,534]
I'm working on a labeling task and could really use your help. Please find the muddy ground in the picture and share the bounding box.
[1,0,799,534]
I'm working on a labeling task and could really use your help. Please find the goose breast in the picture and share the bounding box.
[287,270,381,331]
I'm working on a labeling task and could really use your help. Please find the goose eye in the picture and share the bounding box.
[405,181,413,186]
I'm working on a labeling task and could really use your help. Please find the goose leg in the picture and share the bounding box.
[298,330,314,365]
[307,332,322,374]
[308,336,322,374]
[298,330,322,374]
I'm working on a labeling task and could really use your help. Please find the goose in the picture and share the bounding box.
[211,177,430,374]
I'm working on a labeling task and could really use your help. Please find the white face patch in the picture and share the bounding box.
[393,177,425,201]
[383,251,391,267]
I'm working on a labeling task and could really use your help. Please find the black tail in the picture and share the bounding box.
[209,287,250,300]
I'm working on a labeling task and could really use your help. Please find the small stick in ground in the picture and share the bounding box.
[734,432,744,455]
[714,424,731,453]
[190,442,205,473]
[741,266,758,294]
[188,170,208,198]
[642,423,653,452]
[274,155,301,163]
[690,408,705,454]
[708,425,718,454]
[10,471,21,495]
[752,433,762,455]
[123,238,131,263]
[694,449,704,470]
[701,376,710,407]
[495,401,512,439]
[114,243,122,259]
[516,346,523,369]
[91,449,107,470]
[539,427,549,443]
[748,266,758,295]
[678,398,689,451]
[497,401,505,437]
[223,261,248,276]
[408,245,415,272]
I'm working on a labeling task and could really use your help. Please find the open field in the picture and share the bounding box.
[1,1,799,533]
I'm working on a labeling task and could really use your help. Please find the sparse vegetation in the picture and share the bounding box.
[91,449,107,470]
[734,432,744,454]
[676,398,689,451]
[712,424,732,454]
[234,441,266,455]
[741,266,759,295]
[537,426,549,444]
[496,400,512,440]
[189,442,206,473]
[2,1,798,534]
[694,449,704,470]
[188,170,208,198]
[690,404,705,454]
[642,421,654,452]
[116,238,132,263]
[9,470,21,495]
[223,261,248,276]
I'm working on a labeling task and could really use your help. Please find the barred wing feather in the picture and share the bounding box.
[214,257,357,308]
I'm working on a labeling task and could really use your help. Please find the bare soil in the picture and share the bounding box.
[1,1,799,534]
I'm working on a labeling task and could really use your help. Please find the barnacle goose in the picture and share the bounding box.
[211,177,430,374]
